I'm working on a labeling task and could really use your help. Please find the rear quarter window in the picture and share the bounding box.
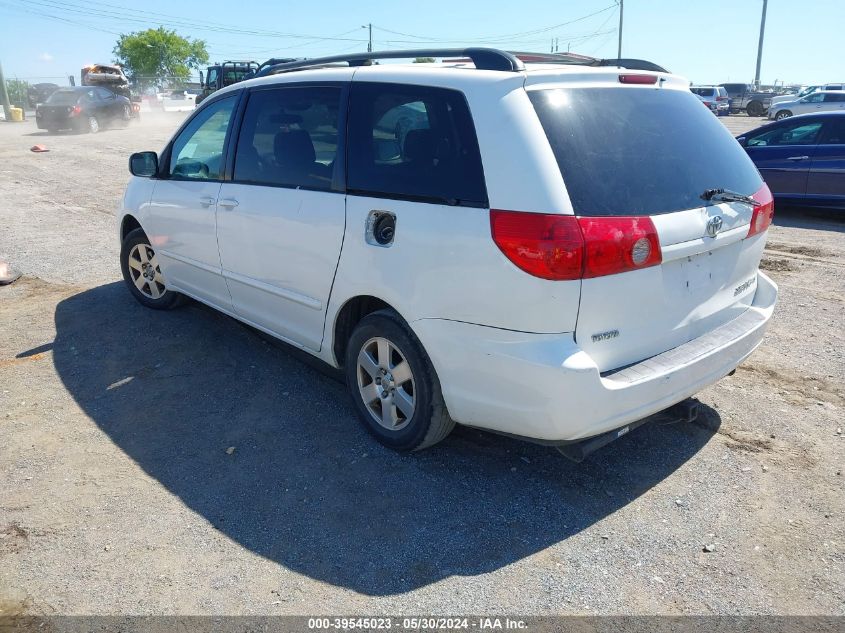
[347,82,488,207]
[528,87,762,216]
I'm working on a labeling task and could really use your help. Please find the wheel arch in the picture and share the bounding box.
[120,214,144,241]
[331,295,407,368]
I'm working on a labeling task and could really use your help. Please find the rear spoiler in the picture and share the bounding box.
[597,58,669,73]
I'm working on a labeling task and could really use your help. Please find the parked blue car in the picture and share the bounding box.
[737,112,845,210]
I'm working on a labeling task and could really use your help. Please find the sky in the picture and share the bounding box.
[1,0,844,87]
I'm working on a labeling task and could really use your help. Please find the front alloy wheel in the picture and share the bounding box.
[120,227,182,310]
[127,243,165,300]
[775,110,792,120]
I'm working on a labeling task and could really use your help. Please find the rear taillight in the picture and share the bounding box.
[619,74,658,85]
[490,211,583,280]
[69,105,81,117]
[747,183,775,237]
[578,216,662,278]
[490,211,662,280]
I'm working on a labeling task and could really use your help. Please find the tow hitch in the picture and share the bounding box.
[556,399,700,462]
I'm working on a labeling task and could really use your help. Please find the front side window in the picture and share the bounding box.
[747,121,823,146]
[206,68,219,89]
[233,86,341,191]
[803,93,825,103]
[169,95,237,180]
[347,82,487,207]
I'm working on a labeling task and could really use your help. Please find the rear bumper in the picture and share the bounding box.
[412,271,777,442]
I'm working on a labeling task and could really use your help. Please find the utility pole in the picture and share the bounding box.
[617,0,624,59]
[754,0,768,88]
[367,23,373,53]
[0,60,12,121]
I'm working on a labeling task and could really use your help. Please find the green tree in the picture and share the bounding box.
[113,27,208,87]
[413,57,435,63]
[5,79,30,108]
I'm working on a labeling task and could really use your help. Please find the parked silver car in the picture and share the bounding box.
[770,83,845,108]
[690,85,730,115]
[768,90,845,120]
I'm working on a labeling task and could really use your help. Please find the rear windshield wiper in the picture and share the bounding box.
[700,188,761,207]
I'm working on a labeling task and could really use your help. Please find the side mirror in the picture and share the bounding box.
[736,136,747,147]
[129,151,158,177]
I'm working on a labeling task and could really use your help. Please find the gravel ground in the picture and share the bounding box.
[0,113,843,617]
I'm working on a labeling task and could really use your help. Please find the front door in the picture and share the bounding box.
[215,84,347,351]
[744,118,824,197]
[147,94,238,309]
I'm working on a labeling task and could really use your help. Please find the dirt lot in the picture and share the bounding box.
[0,112,843,616]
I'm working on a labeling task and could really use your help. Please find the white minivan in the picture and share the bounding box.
[117,49,777,458]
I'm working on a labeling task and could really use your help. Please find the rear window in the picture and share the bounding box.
[46,90,80,105]
[528,87,762,216]
[690,87,714,97]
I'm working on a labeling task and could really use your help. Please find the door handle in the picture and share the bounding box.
[786,155,809,161]
[199,196,216,207]
[218,198,239,210]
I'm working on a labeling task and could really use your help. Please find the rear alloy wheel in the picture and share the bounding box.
[346,310,454,451]
[120,227,182,310]
[87,115,99,134]
[775,110,792,121]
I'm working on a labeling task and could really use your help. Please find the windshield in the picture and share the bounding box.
[528,87,762,216]
[45,90,81,105]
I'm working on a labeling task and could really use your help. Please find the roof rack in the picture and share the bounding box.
[254,48,668,78]
[256,48,525,77]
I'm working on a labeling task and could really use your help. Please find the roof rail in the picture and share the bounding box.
[255,48,525,77]
[253,48,669,78]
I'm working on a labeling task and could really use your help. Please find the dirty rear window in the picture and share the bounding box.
[528,87,762,216]
[46,91,81,105]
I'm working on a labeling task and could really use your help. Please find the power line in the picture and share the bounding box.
[371,4,617,43]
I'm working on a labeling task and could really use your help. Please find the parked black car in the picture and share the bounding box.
[737,112,845,210]
[35,86,133,134]
[27,82,60,107]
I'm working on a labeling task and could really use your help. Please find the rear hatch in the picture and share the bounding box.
[39,91,81,124]
[528,79,768,372]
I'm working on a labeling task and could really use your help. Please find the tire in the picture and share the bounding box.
[120,228,182,310]
[345,310,454,451]
[87,115,100,134]
[775,110,792,121]
[746,101,764,117]
[120,104,132,127]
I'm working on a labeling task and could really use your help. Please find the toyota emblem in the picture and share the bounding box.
[706,215,723,238]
